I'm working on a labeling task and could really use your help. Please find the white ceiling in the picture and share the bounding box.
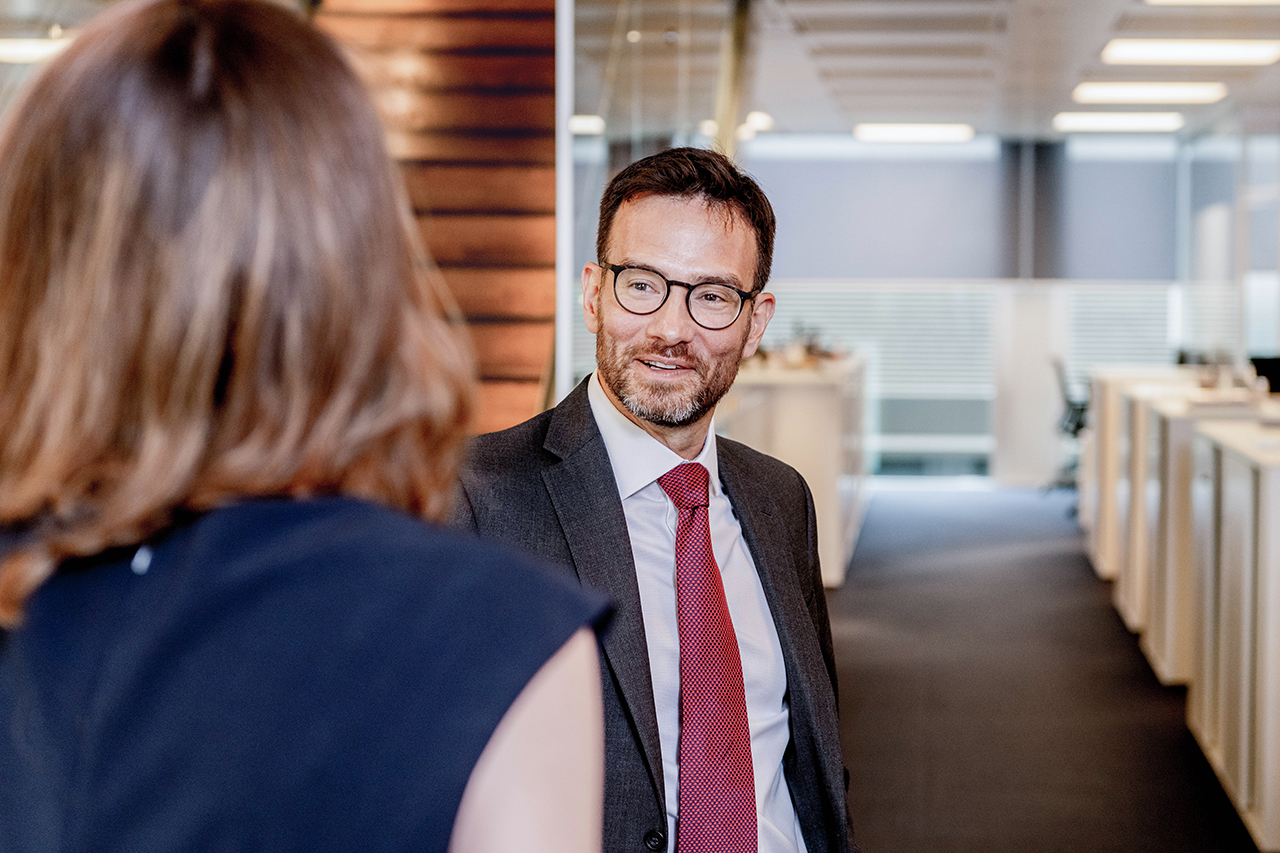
[575,0,1280,140]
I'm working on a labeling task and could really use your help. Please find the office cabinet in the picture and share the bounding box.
[1188,432,1219,743]
[1085,366,1195,580]
[1144,395,1265,684]
[1116,389,1164,632]
[1190,421,1280,851]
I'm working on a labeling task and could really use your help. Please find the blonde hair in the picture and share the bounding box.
[0,0,474,624]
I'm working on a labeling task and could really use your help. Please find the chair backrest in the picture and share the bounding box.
[1051,357,1074,405]
[1252,357,1280,393]
[1051,356,1088,436]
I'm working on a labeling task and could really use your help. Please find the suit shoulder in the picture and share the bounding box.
[463,408,556,475]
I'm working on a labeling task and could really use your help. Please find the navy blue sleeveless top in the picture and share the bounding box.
[0,496,608,853]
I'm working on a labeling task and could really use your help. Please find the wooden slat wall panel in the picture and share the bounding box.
[440,268,555,319]
[375,91,555,133]
[476,380,546,434]
[403,164,555,213]
[386,131,554,163]
[467,322,554,380]
[421,215,556,266]
[323,0,548,13]
[348,52,555,91]
[320,0,556,433]
[318,16,553,51]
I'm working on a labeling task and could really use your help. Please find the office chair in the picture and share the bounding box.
[1048,357,1089,512]
[1251,356,1280,393]
[1053,356,1089,442]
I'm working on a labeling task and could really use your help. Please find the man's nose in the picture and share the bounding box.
[646,286,698,343]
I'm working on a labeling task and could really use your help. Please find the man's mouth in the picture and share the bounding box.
[640,359,684,371]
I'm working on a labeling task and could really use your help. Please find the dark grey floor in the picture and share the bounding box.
[828,486,1259,853]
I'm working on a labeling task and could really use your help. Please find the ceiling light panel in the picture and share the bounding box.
[0,37,70,63]
[1102,38,1280,65]
[568,115,605,134]
[1052,111,1186,131]
[1113,11,1280,38]
[1072,81,1228,103]
[1078,66,1256,83]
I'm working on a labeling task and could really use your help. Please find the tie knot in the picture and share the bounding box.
[658,462,710,510]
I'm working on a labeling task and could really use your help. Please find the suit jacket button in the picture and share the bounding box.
[643,830,665,851]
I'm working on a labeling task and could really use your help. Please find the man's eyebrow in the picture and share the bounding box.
[615,259,745,289]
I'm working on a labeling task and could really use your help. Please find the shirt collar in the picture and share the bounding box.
[587,371,721,501]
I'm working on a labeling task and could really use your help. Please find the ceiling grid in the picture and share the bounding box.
[575,0,1280,139]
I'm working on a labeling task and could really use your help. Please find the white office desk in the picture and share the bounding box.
[1140,392,1272,684]
[717,356,867,588]
[1116,386,1264,635]
[1191,419,1280,852]
[1084,366,1197,581]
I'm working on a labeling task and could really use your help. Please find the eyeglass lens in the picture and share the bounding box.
[613,267,742,330]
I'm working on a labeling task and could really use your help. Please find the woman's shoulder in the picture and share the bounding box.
[2,496,606,853]
[185,497,558,583]
[179,495,608,631]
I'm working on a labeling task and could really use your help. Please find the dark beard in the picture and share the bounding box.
[595,338,743,428]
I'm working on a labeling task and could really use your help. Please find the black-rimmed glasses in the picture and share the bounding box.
[601,263,755,331]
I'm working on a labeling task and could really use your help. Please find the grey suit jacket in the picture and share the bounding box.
[452,378,856,853]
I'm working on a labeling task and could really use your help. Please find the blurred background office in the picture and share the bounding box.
[4,0,1280,851]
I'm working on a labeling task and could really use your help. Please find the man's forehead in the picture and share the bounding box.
[621,192,743,230]
[605,194,754,264]
[606,196,756,286]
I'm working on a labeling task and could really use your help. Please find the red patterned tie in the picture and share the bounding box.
[658,462,757,853]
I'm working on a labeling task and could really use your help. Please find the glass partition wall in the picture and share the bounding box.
[3,0,1263,481]
[1182,131,1243,361]
[561,0,1269,479]
[566,0,736,393]
[1178,118,1280,366]
[1243,131,1280,360]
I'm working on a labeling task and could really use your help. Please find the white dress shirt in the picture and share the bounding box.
[587,373,808,853]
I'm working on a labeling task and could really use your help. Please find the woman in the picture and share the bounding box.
[0,1,606,850]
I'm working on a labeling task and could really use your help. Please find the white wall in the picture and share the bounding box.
[740,136,1008,280]
[1060,138,1177,281]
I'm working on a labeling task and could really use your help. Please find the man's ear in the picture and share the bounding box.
[582,263,602,335]
[741,291,775,359]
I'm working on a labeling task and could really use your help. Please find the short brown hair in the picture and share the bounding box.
[596,147,776,292]
[0,0,474,624]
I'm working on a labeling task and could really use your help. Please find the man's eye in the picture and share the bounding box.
[626,276,662,293]
[695,287,730,304]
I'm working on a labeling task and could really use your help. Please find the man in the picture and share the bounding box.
[453,147,855,853]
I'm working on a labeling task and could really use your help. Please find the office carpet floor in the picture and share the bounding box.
[827,486,1259,853]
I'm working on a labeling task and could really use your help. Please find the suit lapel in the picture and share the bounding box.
[718,444,846,828]
[718,445,827,689]
[541,382,666,805]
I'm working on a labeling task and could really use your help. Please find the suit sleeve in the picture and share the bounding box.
[798,472,859,853]
[798,474,839,705]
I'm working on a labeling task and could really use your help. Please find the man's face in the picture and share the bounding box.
[583,194,775,434]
